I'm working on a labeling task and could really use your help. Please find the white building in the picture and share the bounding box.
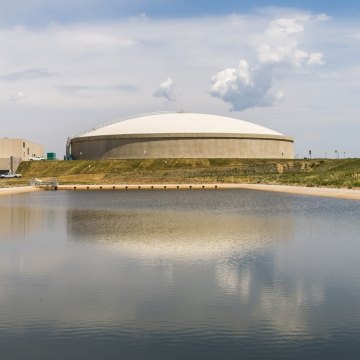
[0,138,44,173]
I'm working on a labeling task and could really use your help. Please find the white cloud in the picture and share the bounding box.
[153,77,178,102]
[130,12,149,23]
[0,68,56,81]
[258,17,324,67]
[210,60,279,111]
[313,13,332,22]
[265,17,306,38]
[60,31,135,47]
[307,52,324,65]
[210,15,325,111]
[9,91,25,101]
[258,44,310,67]
[275,90,285,101]
[229,13,246,28]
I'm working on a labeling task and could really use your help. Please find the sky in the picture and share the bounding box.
[1,1,360,158]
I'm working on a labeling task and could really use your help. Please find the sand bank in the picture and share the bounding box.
[234,184,360,200]
[0,186,41,196]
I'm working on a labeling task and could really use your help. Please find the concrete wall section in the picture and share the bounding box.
[0,157,22,172]
[0,158,9,172]
[70,133,294,159]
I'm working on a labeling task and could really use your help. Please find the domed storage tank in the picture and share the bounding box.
[69,112,294,159]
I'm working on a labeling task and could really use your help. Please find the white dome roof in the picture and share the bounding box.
[80,112,283,137]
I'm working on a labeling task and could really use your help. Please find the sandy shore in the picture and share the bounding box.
[56,183,360,200]
[234,183,360,200]
[0,186,42,196]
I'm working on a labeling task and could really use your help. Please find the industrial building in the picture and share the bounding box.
[0,138,44,173]
[68,112,294,160]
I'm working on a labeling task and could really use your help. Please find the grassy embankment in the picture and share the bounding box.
[1,158,358,189]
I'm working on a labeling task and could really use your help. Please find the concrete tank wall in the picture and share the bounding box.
[70,133,294,160]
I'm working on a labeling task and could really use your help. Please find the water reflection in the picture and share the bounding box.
[0,205,45,238]
[66,208,294,262]
[64,205,326,338]
[0,191,360,359]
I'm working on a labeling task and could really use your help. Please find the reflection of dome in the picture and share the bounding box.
[67,209,294,262]
[70,112,294,159]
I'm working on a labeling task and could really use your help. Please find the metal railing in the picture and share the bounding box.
[29,178,59,189]
[72,111,177,138]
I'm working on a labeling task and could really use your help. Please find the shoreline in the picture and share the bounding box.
[56,183,360,200]
[0,186,42,196]
[234,183,360,200]
[1,184,360,200]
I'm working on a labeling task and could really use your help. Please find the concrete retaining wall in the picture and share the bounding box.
[71,133,294,160]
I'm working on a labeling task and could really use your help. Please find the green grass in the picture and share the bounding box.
[1,158,358,188]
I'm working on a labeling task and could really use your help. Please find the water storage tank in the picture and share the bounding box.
[70,112,294,159]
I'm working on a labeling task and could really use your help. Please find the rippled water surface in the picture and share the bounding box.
[1,189,360,359]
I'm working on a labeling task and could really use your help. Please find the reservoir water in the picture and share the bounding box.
[1,189,360,359]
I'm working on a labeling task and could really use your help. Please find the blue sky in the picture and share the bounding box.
[0,1,360,158]
[1,0,360,25]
